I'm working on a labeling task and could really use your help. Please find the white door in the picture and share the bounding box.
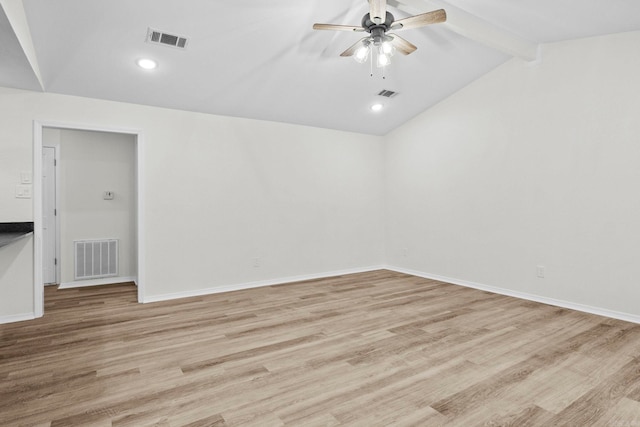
[43,146,57,285]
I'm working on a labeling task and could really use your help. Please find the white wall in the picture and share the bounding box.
[3,30,639,323]
[0,235,33,321]
[43,128,137,284]
[143,115,385,297]
[385,31,640,318]
[0,93,33,221]
[0,87,385,317]
[0,88,35,320]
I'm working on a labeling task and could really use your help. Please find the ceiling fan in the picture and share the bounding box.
[313,0,446,67]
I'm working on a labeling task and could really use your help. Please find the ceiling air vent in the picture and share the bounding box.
[378,89,398,98]
[146,28,188,49]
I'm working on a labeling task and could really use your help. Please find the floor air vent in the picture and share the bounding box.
[75,239,118,280]
[146,28,188,49]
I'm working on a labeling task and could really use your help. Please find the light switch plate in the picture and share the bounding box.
[20,172,32,184]
[16,184,32,198]
[103,191,114,200]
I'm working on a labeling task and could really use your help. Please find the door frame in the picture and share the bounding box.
[42,143,61,285]
[33,120,145,317]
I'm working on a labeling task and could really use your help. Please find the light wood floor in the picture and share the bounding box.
[2,270,640,426]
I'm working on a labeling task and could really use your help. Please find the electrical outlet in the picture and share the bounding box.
[103,191,114,200]
[253,257,260,268]
[402,247,408,257]
[536,265,545,278]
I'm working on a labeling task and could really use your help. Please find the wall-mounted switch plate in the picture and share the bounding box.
[20,172,32,184]
[103,191,114,200]
[536,265,545,278]
[15,185,32,198]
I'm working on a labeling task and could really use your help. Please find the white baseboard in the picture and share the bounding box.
[142,265,385,303]
[384,265,640,325]
[59,276,137,289]
[0,312,36,325]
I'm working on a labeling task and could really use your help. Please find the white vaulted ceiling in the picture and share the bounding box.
[1,0,639,135]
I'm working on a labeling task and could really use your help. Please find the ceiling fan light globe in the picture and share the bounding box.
[377,52,390,67]
[354,45,370,63]
[381,41,395,56]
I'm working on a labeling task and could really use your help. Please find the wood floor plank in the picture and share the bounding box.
[549,356,640,425]
[593,397,640,427]
[1,270,640,426]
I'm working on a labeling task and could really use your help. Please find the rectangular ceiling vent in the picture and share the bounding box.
[146,28,188,49]
[378,89,398,98]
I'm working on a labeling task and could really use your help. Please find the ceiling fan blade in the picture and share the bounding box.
[392,9,446,31]
[340,37,369,57]
[388,34,417,55]
[313,23,364,32]
[369,0,387,24]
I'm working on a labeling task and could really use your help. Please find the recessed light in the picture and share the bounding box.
[371,103,383,112]
[137,58,157,70]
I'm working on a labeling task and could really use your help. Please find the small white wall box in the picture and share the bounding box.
[20,172,32,184]
[103,191,115,200]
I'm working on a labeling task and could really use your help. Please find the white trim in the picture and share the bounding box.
[142,265,385,303]
[33,121,43,318]
[43,143,61,284]
[59,276,137,289]
[135,132,145,303]
[0,312,36,325]
[35,120,143,137]
[33,120,145,317]
[53,143,61,283]
[384,265,640,325]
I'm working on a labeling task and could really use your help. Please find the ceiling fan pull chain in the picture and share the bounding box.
[370,49,374,77]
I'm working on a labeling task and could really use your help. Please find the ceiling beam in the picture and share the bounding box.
[394,0,540,63]
[0,0,44,90]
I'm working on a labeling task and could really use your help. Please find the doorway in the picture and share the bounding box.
[33,121,145,317]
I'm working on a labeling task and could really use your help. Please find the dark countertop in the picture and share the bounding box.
[0,222,34,248]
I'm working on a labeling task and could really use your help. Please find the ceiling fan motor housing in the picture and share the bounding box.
[361,12,395,46]
[361,11,395,34]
